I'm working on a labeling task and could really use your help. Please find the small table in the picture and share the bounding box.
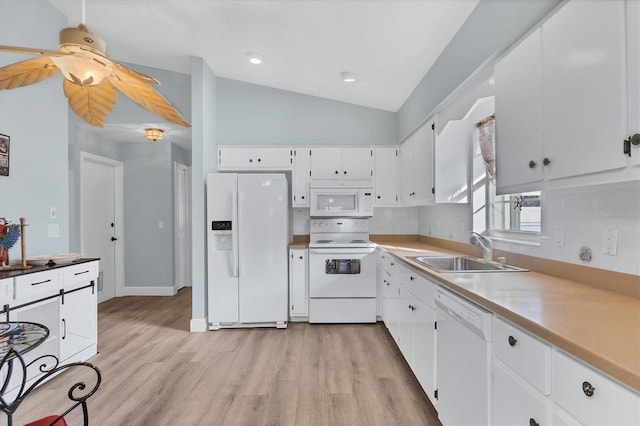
[0,322,52,426]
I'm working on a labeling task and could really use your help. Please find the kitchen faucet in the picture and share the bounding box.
[470,232,493,262]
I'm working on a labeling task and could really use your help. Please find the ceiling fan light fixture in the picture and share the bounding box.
[145,128,164,142]
[247,52,263,65]
[341,71,357,83]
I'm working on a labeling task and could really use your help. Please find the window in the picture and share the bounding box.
[472,110,541,239]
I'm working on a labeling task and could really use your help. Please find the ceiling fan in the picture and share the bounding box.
[0,23,191,128]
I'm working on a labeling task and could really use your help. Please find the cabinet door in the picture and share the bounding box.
[341,147,372,179]
[374,146,398,206]
[627,0,640,166]
[60,286,97,361]
[254,147,292,169]
[542,0,626,180]
[412,299,436,402]
[495,28,543,194]
[412,122,434,205]
[292,147,311,207]
[218,146,255,169]
[397,286,414,364]
[399,140,413,205]
[310,146,342,179]
[493,362,550,426]
[381,274,400,342]
[289,249,308,317]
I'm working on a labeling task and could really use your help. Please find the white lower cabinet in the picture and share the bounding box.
[493,361,551,426]
[0,261,99,398]
[380,270,400,344]
[552,350,640,426]
[288,248,308,318]
[411,296,436,400]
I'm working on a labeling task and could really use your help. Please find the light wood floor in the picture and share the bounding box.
[13,288,440,426]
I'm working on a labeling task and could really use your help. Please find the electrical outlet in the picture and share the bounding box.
[602,228,618,256]
[47,223,59,238]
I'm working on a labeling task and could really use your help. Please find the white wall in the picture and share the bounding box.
[0,1,70,258]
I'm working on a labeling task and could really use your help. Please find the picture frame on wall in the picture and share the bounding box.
[0,134,9,176]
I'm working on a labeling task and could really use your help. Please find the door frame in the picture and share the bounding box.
[173,161,192,289]
[80,151,125,298]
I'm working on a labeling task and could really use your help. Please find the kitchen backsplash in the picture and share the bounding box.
[417,180,640,276]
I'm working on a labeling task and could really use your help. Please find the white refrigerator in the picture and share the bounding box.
[207,173,289,329]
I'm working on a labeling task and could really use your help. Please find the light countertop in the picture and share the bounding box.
[376,239,640,392]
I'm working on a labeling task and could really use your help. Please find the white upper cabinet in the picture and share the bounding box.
[310,146,372,179]
[435,120,469,203]
[218,146,292,170]
[399,121,434,206]
[373,146,399,207]
[495,0,638,193]
[541,0,626,181]
[292,147,311,207]
[495,28,543,194]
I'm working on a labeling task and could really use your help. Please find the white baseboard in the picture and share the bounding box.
[190,318,208,332]
[120,286,177,296]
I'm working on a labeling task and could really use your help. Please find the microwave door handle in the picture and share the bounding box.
[231,191,239,277]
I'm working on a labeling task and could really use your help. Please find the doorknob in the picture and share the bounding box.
[111,236,118,241]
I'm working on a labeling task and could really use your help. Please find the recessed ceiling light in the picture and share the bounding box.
[341,72,357,83]
[247,52,263,65]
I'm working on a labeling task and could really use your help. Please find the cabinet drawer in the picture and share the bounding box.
[494,317,551,395]
[14,270,61,305]
[379,251,395,272]
[493,362,550,426]
[63,261,99,291]
[552,350,640,426]
[406,274,435,309]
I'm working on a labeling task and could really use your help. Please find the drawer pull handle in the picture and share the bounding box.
[410,276,415,281]
[74,270,90,276]
[31,279,51,286]
[529,418,539,426]
[508,335,517,347]
[582,381,595,397]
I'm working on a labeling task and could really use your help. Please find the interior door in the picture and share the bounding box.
[81,153,122,303]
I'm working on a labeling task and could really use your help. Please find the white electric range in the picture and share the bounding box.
[308,218,377,323]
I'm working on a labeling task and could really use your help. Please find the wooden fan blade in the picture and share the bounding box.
[63,79,118,127]
[110,63,191,127]
[0,44,64,56]
[0,57,59,90]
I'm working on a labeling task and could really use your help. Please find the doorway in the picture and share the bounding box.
[80,152,124,303]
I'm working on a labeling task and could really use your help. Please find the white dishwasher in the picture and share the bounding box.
[435,287,493,426]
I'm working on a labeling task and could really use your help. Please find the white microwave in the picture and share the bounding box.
[309,180,374,218]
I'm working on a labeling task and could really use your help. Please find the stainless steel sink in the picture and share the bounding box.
[408,256,528,273]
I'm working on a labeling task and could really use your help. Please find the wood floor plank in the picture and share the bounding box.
[8,288,440,426]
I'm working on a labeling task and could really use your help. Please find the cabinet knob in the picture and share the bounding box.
[111,236,118,241]
[410,276,415,281]
[249,159,253,163]
[528,160,536,168]
[508,335,517,347]
[299,256,303,259]
[390,262,394,266]
[344,171,347,175]
[377,195,381,199]
[543,157,551,166]
[335,170,339,174]
[257,158,262,162]
[386,282,390,286]
[301,196,305,199]
[529,418,539,426]
[582,381,595,397]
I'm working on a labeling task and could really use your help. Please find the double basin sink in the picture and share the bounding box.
[408,256,528,273]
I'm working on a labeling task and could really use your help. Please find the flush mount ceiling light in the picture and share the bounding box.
[0,2,190,129]
[341,72,357,83]
[247,52,263,65]
[145,128,164,142]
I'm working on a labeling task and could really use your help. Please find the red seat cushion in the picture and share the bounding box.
[24,415,67,426]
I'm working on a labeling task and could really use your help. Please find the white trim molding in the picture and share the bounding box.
[120,286,178,297]
[190,318,208,332]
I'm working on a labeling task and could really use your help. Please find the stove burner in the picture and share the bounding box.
[350,239,367,243]
[315,239,334,244]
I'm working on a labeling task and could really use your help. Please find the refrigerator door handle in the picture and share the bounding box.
[231,191,239,277]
